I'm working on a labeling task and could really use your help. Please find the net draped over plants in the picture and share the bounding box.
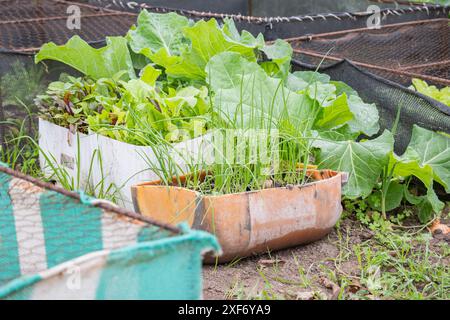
[0,165,219,299]
[288,16,450,152]
[288,18,450,87]
[292,60,450,153]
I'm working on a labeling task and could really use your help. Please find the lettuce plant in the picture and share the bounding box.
[409,78,450,107]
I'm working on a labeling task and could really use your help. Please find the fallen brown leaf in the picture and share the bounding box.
[258,259,286,267]
[347,280,362,294]
[295,291,315,300]
[429,219,450,235]
[319,277,340,300]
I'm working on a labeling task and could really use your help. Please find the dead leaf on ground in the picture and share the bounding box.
[295,291,315,300]
[360,230,375,240]
[319,277,340,300]
[258,259,286,267]
[347,280,362,294]
[429,220,450,235]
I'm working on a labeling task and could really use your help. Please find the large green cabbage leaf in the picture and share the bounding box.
[128,13,259,81]
[35,36,135,80]
[399,125,450,192]
[127,11,190,57]
[313,131,394,198]
[207,52,314,129]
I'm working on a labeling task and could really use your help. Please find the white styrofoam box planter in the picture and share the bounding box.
[38,119,96,189]
[38,119,212,210]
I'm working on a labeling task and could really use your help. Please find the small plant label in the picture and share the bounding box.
[60,153,75,170]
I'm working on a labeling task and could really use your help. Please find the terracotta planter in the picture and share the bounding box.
[132,170,348,263]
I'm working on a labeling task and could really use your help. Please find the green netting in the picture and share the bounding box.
[0,165,220,300]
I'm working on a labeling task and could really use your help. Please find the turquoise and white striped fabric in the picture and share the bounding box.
[0,170,220,300]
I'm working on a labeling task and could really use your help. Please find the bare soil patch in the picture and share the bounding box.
[203,216,449,300]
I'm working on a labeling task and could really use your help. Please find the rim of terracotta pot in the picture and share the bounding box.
[133,169,348,197]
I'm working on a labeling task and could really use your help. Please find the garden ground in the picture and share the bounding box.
[203,207,450,300]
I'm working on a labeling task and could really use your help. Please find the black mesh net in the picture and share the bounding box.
[292,59,450,153]
[89,0,411,15]
[0,0,446,55]
[1,0,447,81]
[289,18,450,153]
[288,18,450,87]
[90,0,449,40]
[0,0,136,54]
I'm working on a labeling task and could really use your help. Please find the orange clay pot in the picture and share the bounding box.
[132,170,348,263]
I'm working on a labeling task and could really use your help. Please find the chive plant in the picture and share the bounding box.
[142,74,316,196]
